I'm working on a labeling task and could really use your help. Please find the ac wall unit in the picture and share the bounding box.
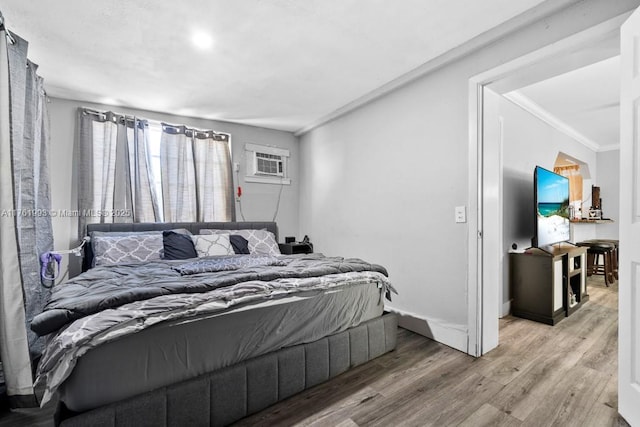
[255,152,284,177]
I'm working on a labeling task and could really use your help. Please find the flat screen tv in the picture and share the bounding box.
[532,166,571,248]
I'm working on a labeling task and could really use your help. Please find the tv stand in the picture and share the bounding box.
[510,245,588,325]
[533,241,578,256]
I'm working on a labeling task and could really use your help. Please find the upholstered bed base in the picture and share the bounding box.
[57,313,398,427]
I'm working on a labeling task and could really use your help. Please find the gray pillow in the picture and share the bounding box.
[93,234,164,266]
[89,229,192,265]
[199,229,280,256]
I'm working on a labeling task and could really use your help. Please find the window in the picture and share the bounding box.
[77,109,235,229]
[146,122,164,219]
[554,154,589,219]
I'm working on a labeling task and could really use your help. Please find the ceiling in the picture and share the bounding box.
[505,55,621,151]
[0,0,557,133]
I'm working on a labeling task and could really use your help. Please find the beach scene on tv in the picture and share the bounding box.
[537,167,570,246]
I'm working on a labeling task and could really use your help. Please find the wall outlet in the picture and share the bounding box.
[233,162,240,172]
[455,206,466,223]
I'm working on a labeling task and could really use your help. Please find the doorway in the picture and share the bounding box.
[468,14,626,356]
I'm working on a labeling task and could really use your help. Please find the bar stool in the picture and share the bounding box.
[576,241,616,286]
[586,239,618,281]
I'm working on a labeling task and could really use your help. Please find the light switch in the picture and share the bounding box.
[455,206,466,223]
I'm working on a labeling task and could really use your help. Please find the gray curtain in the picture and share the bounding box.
[161,124,234,222]
[0,29,52,408]
[77,110,160,236]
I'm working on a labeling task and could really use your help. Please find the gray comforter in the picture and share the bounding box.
[33,254,395,407]
[31,254,388,336]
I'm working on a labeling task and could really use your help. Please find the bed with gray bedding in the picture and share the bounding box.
[32,222,398,426]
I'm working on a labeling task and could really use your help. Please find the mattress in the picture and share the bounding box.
[59,278,384,412]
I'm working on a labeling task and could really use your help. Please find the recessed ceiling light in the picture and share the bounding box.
[191,31,214,50]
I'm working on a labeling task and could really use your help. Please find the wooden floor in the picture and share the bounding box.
[237,276,625,427]
[0,276,625,426]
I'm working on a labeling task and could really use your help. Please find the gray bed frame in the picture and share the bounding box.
[56,221,398,426]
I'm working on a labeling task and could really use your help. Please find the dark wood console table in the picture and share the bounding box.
[510,244,588,325]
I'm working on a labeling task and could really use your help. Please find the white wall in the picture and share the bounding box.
[484,89,598,317]
[48,97,299,277]
[298,0,636,352]
[596,149,621,239]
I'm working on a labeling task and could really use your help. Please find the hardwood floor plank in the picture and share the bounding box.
[373,344,473,398]
[583,374,622,427]
[519,365,609,427]
[345,361,470,424]
[487,346,586,421]
[476,326,563,386]
[395,373,505,427]
[330,418,359,427]
[234,361,388,427]
[585,281,618,310]
[297,386,380,427]
[578,316,618,375]
[458,402,523,427]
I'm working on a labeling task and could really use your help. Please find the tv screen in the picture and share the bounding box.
[534,166,571,247]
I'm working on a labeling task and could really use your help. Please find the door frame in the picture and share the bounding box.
[467,14,628,356]
[618,7,640,424]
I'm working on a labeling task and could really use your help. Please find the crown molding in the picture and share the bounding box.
[597,143,620,152]
[293,0,583,136]
[503,91,602,152]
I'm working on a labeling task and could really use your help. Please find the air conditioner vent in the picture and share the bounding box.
[255,152,284,177]
[244,143,291,185]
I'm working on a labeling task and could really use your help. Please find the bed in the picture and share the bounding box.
[31,222,398,426]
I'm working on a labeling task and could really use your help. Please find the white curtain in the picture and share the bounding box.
[0,28,52,408]
[78,110,160,236]
[160,125,197,222]
[160,124,234,222]
[80,116,234,229]
[126,119,159,223]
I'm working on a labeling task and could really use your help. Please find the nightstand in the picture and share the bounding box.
[279,242,313,255]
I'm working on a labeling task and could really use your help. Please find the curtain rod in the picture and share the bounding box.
[81,107,230,140]
[82,108,109,119]
[82,108,146,123]
[161,122,229,140]
[0,11,16,45]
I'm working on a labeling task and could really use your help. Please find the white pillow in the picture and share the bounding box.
[191,234,234,257]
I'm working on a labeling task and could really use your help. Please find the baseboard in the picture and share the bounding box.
[385,306,468,354]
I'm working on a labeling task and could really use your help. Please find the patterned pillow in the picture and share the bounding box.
[89,229,192,263]
[191,234,234,257]
[93,234,164,266]
[199,229,280,256]
[89,228,192,239]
